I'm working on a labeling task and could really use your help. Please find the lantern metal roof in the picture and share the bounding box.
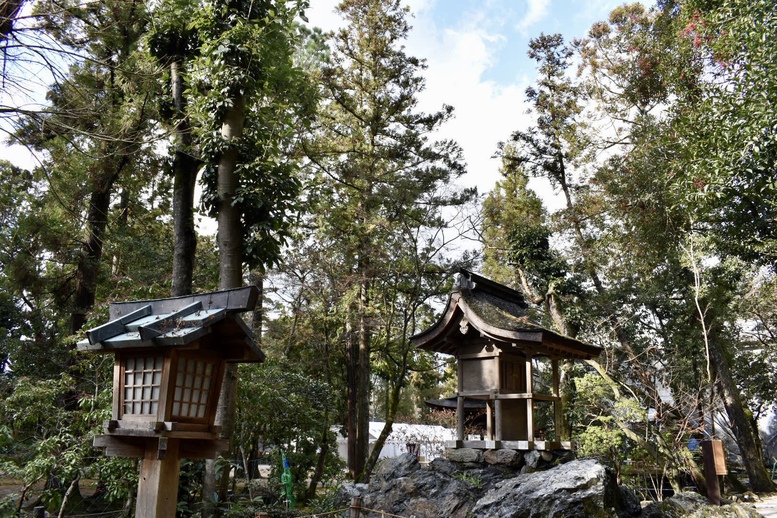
[411,269,601,360]
[77,286,264,362]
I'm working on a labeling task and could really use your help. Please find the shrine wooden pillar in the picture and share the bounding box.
[552,359,562,438]
[525,353,534,443]
[486,400,494,440]
[457,395,465,441]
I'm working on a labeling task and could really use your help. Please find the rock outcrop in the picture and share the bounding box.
[336,453,762,518]
[471,458,640,517]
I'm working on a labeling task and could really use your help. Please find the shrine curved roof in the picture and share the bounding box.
[411,269,601,360]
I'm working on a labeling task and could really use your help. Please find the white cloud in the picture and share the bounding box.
[304,0,342,32]
[516,0,551,34]
[405,5,531,194]
[303,1,552,197]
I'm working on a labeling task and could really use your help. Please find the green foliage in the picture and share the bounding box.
[0,353,134,513]
[233,359,343,504]
[481,2,777,491]
[671,0,777,265]
[455,472,484,489]
[571,374,644,466]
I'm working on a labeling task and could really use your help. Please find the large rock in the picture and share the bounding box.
[357,454,483,518]
[445,447,484,464]
[471,458,638,517]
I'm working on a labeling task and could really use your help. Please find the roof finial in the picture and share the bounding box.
[456,270,476,291]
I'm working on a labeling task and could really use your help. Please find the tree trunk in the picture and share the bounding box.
[170,59,199,297]
[355,270,371,482]
[203,94,247,518]
[346,310,360,479]
[248,270,263,337]
[71,170,119,335]
[363,373,403,480]
[706,322,774,492]
[557,360,574,441]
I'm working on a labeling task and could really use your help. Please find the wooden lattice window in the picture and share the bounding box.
[172,357,215,420]
[123,356,164,416]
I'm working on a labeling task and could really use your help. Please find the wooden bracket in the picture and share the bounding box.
[157,437,168,460]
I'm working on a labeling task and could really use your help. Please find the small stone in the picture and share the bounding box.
[445,447,483,464]
[484,449,522,466]
[524,450,541,468]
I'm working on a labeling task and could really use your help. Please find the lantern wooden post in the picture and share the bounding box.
[78,287,265,518]
[136,438,181,517]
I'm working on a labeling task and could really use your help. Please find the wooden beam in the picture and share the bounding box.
[138,301,203,341]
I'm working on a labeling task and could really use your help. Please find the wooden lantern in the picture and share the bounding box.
[412,270,601,451]
[77,287,264,517]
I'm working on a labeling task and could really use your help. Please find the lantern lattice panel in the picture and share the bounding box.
[123,356,164,416]
[172,357,216,420]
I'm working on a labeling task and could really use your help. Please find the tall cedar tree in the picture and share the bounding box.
[148,0,203,297]
[305,0,473,481]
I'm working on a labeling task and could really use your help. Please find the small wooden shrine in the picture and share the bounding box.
[412,270,601,451]
[77,286,263,517]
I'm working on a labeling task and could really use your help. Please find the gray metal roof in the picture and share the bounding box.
[77,287,265,362]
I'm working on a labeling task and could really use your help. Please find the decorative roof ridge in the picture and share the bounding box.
[455,268,528,310]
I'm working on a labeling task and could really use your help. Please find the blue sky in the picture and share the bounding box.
[306,0,631,198]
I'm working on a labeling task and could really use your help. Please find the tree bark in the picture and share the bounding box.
[216,97,245,289]
[203,94,246,518]
[706,322,774,492]
[346,313,359,480]
[355,269,371,482]
[170,59,199,297]
[71,169,120,335]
